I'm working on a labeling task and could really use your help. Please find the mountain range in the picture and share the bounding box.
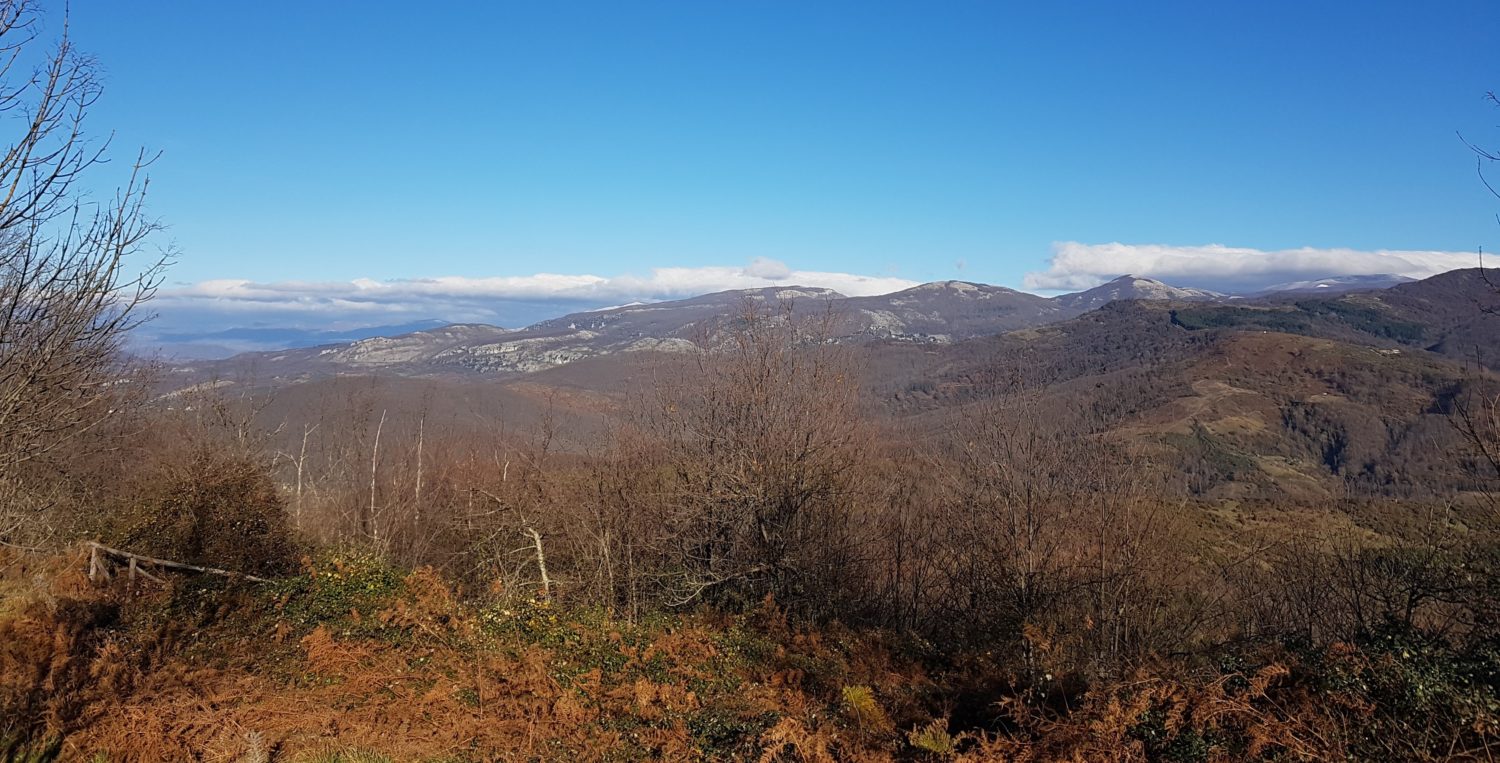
[158,268,1500,510]
[168,273,1409,381]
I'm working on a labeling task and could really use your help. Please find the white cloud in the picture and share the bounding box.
[744,257,792,279]
[150,261,918,332]
[1025,241,1481,292]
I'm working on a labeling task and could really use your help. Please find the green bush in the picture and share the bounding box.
[270,550,404,632]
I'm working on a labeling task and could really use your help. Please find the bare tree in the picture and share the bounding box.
[1454,91,1500,507]
[931,389,1084,669]
[649,297,869,615]
[1452,389,1500,512]
[0,2,168,545]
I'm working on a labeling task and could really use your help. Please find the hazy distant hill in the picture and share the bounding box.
[166,323,515,384]
[140,319,456,359]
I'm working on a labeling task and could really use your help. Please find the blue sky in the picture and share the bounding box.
[59,1,1500,331]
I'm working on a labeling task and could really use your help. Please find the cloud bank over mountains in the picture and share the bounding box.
[1025,242,1481,292]
[150,260,918,333]
[144,243,1482,355]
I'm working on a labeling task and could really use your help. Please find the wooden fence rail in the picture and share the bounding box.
[86,541,274,585]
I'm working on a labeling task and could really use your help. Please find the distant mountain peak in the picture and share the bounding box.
[671,285,846,303]
[1055,275,1222,311]
[899,280,1025,299]
[764,286,844,300]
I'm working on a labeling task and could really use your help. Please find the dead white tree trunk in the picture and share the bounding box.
[368,408,386,542]
[414,414,425,526]
[294,422,317,531]
[525,525,551,601]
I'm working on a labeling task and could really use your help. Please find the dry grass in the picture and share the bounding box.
[5,548,1498,762]
[4,560,914,761]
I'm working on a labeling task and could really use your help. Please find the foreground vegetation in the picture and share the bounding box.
[5,543,1500,761]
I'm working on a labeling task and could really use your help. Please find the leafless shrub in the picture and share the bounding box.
[922,382,1200,677]
[644,298,871,616]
